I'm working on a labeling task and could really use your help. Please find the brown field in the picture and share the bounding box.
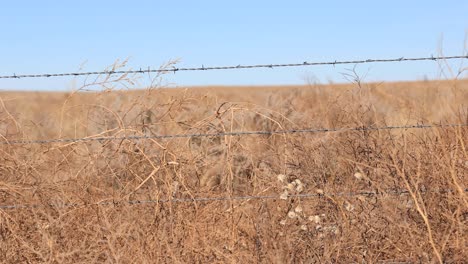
[0,78,467,263]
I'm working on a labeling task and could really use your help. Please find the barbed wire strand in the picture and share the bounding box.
[1,55,467,79]
[1,123,466,146]
[1,188,466,210]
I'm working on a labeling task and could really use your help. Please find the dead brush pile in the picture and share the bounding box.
[0,76,467,263]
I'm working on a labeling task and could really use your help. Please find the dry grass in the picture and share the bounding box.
[0,76,467,263]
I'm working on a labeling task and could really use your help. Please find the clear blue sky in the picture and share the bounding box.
[1,1,467,90]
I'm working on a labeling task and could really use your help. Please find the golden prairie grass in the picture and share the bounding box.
[0,77,467,263]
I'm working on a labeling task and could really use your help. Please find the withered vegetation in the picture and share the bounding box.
[0,67,467,263]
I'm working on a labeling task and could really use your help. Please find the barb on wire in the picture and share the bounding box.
[1,123,466,146]
[1,188,466,210]
[0,55,467,79]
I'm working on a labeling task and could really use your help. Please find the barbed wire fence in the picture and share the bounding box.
[0,54,467,210]
[0,123,466,210]
[0,55,467,79]
[1,123,467,146]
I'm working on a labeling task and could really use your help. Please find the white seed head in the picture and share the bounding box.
[287,211,297,219]
[344,201,355,212]
[277,174,287,183]
[354,172,364,180]
[294,179,302,185]
[308,215,321,224]
[279,219,287,226]
[280,190,289,200]
[294,205,303,213]
[300,225,308,231]
[296,184,304,193]
[286,183,295,191]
